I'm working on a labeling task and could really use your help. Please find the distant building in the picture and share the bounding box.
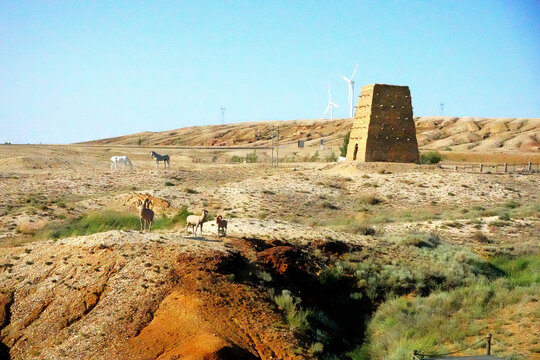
[346,84,419,163]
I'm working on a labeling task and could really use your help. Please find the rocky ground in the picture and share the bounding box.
[0,145,538,359]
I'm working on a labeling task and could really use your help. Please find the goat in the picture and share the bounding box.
[185,209,208,236]
[216,215,227,237]
[138,198,154,232]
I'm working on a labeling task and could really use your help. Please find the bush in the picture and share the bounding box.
[340,132,350,157]
[401,233,440,248]
[245,151,258,163]
[356,255,540,360]
[274,290,311,333]
[419,151,442,164]
[230,155,244,163]
[326,151,338,162]
[472,232,490,243]
[352,225,376,236]
[164,181,175,186]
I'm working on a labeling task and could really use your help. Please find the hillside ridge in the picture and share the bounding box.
[80,117,540,153]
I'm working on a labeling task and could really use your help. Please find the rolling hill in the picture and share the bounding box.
[80,117,539,153]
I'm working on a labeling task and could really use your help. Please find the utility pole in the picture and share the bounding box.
[276,126,279,168]
[220,106,226,124]
[271,126,274,167]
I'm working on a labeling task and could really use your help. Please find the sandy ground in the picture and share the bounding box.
[0,144,538,359]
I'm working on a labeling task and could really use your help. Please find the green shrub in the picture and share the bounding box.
[400,233,440,248]
[274,290,311,333]
[245,151,258,163]
[419,152,442,164]
[230,155,244,163]
[472,232,490,243]
[355,256,540,360]
[164,181,175,186]
[340,132,350,157]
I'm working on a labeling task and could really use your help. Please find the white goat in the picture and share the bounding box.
[185,209,208,236]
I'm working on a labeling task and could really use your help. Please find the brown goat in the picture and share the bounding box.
[137,198,154,232]
[216,215,227,237]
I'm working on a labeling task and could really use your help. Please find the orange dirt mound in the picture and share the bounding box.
[121,193,172,213]
[120,251,306,360]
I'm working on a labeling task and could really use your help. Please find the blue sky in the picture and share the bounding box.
[0,1,539,144]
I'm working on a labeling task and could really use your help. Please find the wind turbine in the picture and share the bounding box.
[321,84,339,119]
[341,64,358,117]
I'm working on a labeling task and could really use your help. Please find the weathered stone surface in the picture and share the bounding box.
[346,84,419,163]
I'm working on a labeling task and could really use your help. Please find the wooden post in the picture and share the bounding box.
[454,165,458,171]
[480,164,483,173]
[486,333,492,355]
[504,162,508,173]
[529,162,532,172]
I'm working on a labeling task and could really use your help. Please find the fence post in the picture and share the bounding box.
[529,162,532,172]
[504,162,508,173]
[480,164,483,173]
[454,165,458,171]
[486,333,492,355]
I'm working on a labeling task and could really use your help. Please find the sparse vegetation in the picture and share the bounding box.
[230,155,244,163]
[340,131,350,157]
[245,150,258,163]
[274,290,311,334]
[33,207,192,240]
[419,151,442,164]
[352,255,540,360]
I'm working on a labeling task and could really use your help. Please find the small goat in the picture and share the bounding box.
[185,209,208,236]
[138,198,154,232]
[216,215,227,237]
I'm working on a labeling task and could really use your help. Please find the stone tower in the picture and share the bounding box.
[346,84,419,163]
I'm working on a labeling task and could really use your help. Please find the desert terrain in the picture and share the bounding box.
[0,123,539,359]
[80,117,540,163]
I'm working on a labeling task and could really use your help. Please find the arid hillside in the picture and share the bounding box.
[0,145,538,359]
[80,117,540,153]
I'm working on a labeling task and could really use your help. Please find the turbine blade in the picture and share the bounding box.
[331,102,340,108]
[340,75,351,83]
[322,105,331,118]
[351,64,358,79]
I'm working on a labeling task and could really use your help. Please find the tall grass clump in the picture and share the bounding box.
[419,151,442,164]
[274,290,311,334]
[340,132,350,157]
[34,207,193,240]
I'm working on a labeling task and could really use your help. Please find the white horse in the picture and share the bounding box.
[110,156,133,170]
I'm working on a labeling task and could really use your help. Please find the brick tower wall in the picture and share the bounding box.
[346,84,419,163]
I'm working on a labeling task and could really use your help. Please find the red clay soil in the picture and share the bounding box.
[256,246,302,275]
[120,251,308,360]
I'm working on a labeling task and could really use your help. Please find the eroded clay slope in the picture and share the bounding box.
[0,231,304,360]
[79,117,539,153]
